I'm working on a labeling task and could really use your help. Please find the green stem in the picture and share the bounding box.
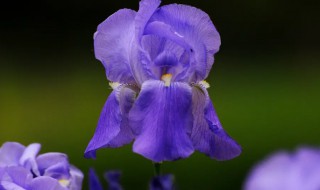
[153,162,162,176]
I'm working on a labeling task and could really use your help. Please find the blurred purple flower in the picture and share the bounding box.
[244,147,320,190]
[150,175,175,190]
[85,0,241,162]
[89,169,122,190]
[89,168,174,190]
[0,142,83,190]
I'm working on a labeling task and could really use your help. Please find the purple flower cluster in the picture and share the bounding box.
[89,169,174,190]
[85,0,241,162]
[0,142,83,190]
[244,147,320,190]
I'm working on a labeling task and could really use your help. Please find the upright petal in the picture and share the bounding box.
[94,9,136,83]
[135,0,161,39]
[148,4,221,81]
[19,143,41,176]
[129,80,194,162]
[85,86,136,158]
[89,169,103,190]
[0,142,25,167]
[191,86,241,160]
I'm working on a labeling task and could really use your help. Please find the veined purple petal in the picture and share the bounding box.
[85,86,136,159]
[149,4,221,81]
[191,86,241,160]
[94,9,136,84]
[150,175,175,190]
[104,171,122,190]
[135,0,161,39]
[89,169,103,190]
[29,176,68,190]
[0,142,25,167]
[129,80,194,162]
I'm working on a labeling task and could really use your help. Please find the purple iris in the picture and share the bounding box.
[85,0,241,162]
[0,142,83,190]
[244,147,320,190]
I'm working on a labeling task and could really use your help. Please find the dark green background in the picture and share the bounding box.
[1,0,319,189]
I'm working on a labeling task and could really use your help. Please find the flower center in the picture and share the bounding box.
[161,74,172,87]
[58,179,70,187]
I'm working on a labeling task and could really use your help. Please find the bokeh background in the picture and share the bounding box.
[1,0,319,189]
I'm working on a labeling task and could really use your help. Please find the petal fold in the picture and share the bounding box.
[149,4,221,81]
[94,9,136,83]
[191,86,241,160]
[129,80,194,162]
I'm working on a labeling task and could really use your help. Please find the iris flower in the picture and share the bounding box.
[0,142,83,190]
[85,0,241,162]
[244,147,320,190]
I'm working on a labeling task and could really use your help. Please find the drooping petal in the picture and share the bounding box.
[0,142,25,167]
[191,86,241,160]
[150,175,175,190]
[104,171,122,190]
[94,9,136,83]
[89,169,103,190]
[129,80,194,162]
[85,86,136,159]
[29,176,68,190]
[148,4,221,81]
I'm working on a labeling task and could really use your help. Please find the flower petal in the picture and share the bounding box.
[5,166,33,188]
[191,86,241,160]
[36,153,70,179]
[129,80,194,162]
[89,169,103,190]
[68,165,83,190]
[135,0,161,39]
[29,176,67,190]
[0,181,26,190]
[19,143,41,176]
[0,142,25,167]
[94,9,136,83]
[148,4,221,81]
[85,86,136,159]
